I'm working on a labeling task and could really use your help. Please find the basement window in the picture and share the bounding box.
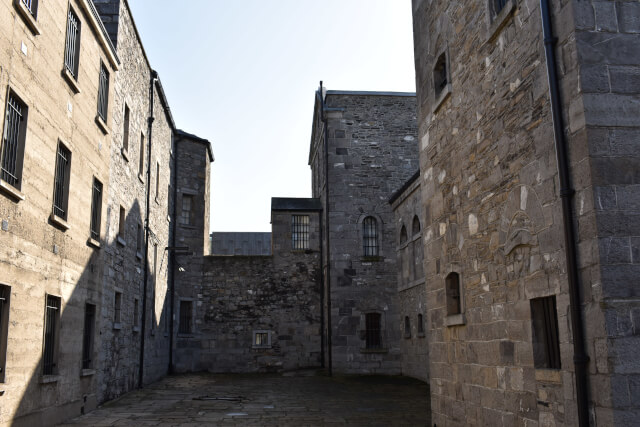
[530,295,561,370]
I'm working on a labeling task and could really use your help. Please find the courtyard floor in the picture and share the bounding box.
[58,372,431,426]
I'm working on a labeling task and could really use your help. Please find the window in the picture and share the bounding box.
[180,195,193,226]
[292,214,310,249]
[531,296,561,369]
[118,205,125,239]
[417,313,424,335]
[404,316,411,338]
[64,7,81,79]
[252,330,271,348]
[0,285,10,383]
[1,91,28,190]
[114,291,122,324]
[136,222,143,255]
[97,62,109,122]
[122,104,130,153]
[52,142,71,220]
[43,295,61,375]
[446,272,462,315]
[90,178,102,241]
[138,133,145,177]
[155,161,160,200]
[400,225,408,245]
[363,216,379,257]
[365,313,382,349]
[178,300,193,334]
[412,216,421,236]
[21,0,38,16]
[82,303,95,369]
[434,52,448,98]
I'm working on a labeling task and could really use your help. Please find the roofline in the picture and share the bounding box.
[176,129,214,162]
[81,0,120,69]
[325,90,416,97]
[153,73,176,130]
[388,170,421,205]
[122,0,153,71]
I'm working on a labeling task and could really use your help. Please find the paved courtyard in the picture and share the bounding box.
[59,372,430,426]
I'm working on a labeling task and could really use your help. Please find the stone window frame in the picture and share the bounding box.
[444,267,466,327]
[14,0,40,35]
[121,102,131,161]
[81,302,96,374]
[530,295,562,370]
[95,60,110,134]
[485,0,517,43]
[359,310,388,353]
[178,298,195,336]
[0,284,10,383]
[62,4,82,94]
[291,214,310,250]
[49,139,72,230]
[178,190,197,228]
[0,85,29,202]
[252,330,272,349]
[116,205,126,246]
[432,47,452,114]
[358,213,384,261]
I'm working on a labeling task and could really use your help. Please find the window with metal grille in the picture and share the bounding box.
[90,178,102,241]
[291,215,310,249]
[0,285,10,383]
[138,133,144,176]
[64,7,81,79]
[43,295,60,375]
[52,142,71,220]
[434,52,448,98]
[404,316,411,338]
[21,0,38,16]
[417,313,424,335]
[178,300,193,334]
[365,313,382,349]
[114,291,122,324]
[446,272,462,315]
[82,303,95,369]
[1,91,28,189]
[118,206,125,238]
[180,195,193,225]
[531,296,561,369]
[363,216,379,257]
[97,62,109,121]
[122,104,130,153]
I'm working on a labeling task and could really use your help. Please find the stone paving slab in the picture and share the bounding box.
[58,373,430,426]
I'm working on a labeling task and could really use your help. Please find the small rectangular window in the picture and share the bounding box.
[365,313,382,349]
[82,303,95,369]
[178,300,193,334]
[404,316,411,338]
[122,104,130,153]
[180,195,193,226]
[292,215,309,249]
[252,330,271,348]
[90,178,102,241]
[138,133,145,177]
[114,291,122,324]
[52,142,71,220]
[97,62,109,121]
[64,7,81,79]
[531,296,561,369]
[1,91,28,190]
[43,295,61,375]
[118,205,125,238]
[0,285,10,382]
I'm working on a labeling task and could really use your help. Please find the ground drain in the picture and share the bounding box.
[193,396,244,402]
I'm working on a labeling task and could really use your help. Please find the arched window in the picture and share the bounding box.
[417,313,424,335]
[404,315,411,338]
[363,216,379,256]
[412,215,421,236]
[400,225,408,245]
[446,272,462,315]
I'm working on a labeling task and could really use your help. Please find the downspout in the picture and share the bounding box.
[139,69,158,387]
[168,134,179,374]
[540,2,590,425]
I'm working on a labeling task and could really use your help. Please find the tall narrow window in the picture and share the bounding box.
[52,142,71,220]
[1,92,28,190]
[180,195,193,226]
[446,272,462,315]
[90,178,102,241]
[179,300,193,334]
[292,215,310,249]
[118,206,125,239]
[82,303,95,369]
[43,295,61,375]
[404,316,411,338]
[0,285,10,383]
[363,216,379,257]
[122,104,130,153]
[434,52,448,98]
[64,7,81,79]
[531,296,561,369]
[155,162,160,200]
[412,216,421,236]
[138,133,145,177]
[114,291,122,324]
[417,313,424,335]
[97,62,109,122]
[365,313,382,349]
[400,225,408,245]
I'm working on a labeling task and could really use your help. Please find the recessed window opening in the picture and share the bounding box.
[64,7,81,78]
[365,312,382,349]
[43,295,61,375]
[446,272,462,315]
[118,206,125,238]
[363,216,379,256]
[52,142,71,220]
[122,104,130,152]
[114,291,122,324]
[0,284,10,382]
[179,300,193,334]
[97,62,109,121]
[82,303,95,369]
[133,298,139,328]
[136,223,143,254]
[433,52,448,98]
[155,162,160,200]
[531,296,561,369]
[21,0,38,16]
[90,178,102,241]
[417,313,424,334]
[412,216,421,235]
[404,316,411,337]
[180,195,193,226]
[138,133,145,176]
[400,225,408,245]
[1,91,28,189]
[292,214,310,249]
[253,330,271,348]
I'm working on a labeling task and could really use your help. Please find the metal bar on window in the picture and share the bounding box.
[292,215,309,249]
[90,179,102,240]
[363,217,378,256]
[179,301,192,334]
[1,95,23,186]
[53,144,69,219]
[43,295,60,375]
[97,64,109,121]
[65,9,79,77]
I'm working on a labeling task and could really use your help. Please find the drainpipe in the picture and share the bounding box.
[139,70,158,387]
[539,2,590,425]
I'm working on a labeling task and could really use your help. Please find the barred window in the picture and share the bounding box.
[365,313,382,349]
[97,62,109,121]
[292,215,309,250]
[363,216,379,257]
[90,178,102,241]
[178,300,193,334]
[21,0,38,16]
[180,195,193,225]
[446,272,462,315]
[52,142,71,220]
[43,295,61,375]
[82,303,95,369]
[1,91,28,190]
[64,7,81,79]
[0,284,10,382]
[531,296,561,369]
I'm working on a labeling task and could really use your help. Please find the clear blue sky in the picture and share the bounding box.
[128,0,416,231]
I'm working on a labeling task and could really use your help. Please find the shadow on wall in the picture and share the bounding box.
[10,200,172,426]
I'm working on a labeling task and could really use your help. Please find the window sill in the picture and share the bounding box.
[49,213,70,231]
[14,0,40,36]
[535,369,562,384]
[444,313,466,327]
[113,322,122,330]
[485,0,516,44]
[252,345,272,350]
[116,236,126,247]
[433,83,452,114]
[87,237,101,249]
[95,115,109,135]
[40,375,60,384]
[80,369,95,377]
[0,180,25,202]
[138,174,144,184]
[360,348,388,354]
[360,256,383,262]
[61,68,81,94]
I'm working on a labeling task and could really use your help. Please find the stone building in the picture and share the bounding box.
[412,0,640,425]
[309,89,420,375]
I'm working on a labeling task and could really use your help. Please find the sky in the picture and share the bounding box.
[128,0,417,232]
